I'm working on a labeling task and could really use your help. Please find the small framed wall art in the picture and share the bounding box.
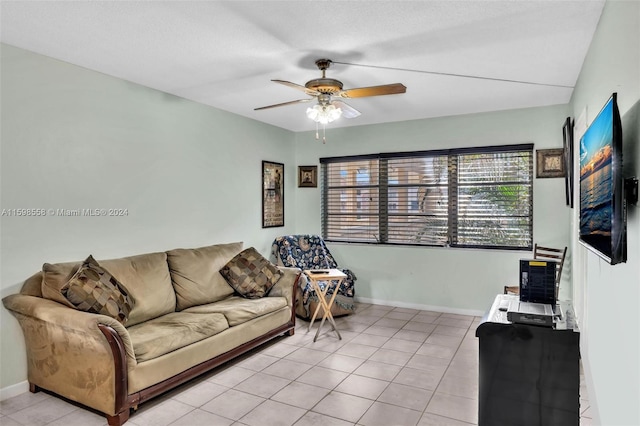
[262,160,284,228]
[536,148,566,178]
[298,165,317,188]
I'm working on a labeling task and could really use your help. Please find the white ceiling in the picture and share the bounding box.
[0,1,605,132]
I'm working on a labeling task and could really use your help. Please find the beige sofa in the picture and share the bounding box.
[2,242,300,426]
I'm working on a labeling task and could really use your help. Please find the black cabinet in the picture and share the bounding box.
[476,295,580,426]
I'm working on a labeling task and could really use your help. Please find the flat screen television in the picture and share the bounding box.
[579,92,627,264]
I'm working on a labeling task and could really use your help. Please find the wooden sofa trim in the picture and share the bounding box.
[97,324,130,425]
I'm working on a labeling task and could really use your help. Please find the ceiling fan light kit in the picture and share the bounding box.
[307,104,342,144]
[255,58,407,142]
[306,104,342,124]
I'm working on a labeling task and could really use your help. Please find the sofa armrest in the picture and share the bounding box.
[268,267,300,308]
[3,294,136,365]
[2,293,136,415]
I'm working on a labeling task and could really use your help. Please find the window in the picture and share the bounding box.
[321,144,533,250]
[323,156,380,242]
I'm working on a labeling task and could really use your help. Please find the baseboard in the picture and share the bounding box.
[355,297,485,317]
[0,380,29,401]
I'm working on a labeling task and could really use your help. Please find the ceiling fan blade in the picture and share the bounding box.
[254,98,313,111]
[338,83,406,98]
[272,79,319,96]
[332,100,361,119]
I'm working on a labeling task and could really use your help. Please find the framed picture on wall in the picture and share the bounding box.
[262,160,284,228]
[563,117,575,207]
[298,165,317,188]
[536,148,566,178]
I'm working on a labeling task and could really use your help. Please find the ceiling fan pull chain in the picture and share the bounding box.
[315,121,320,140]
[323,123,327,144]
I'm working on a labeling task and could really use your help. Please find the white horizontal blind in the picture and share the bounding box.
[450,149,533,249]
[320,144,533,250]
[386,155,449,246]
[322,158,380,243]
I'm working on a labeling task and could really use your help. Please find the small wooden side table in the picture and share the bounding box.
[304,269,347,342]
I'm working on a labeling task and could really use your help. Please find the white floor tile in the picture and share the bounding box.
[170,408,234,426]
[317,353,366,373]
[368,348,412,366]
[234,372,291,398]
[352,360,402,381]
[43,408,107,426]
[128,399,194,426]
[359,401,422,426]
[426,393,478,425]
[262,358,313,380]
[201,389,265,421]
[335,343,379,359]
[0,415,25,426]
[293,411,354,426]
[0,391,51,416]
[285,347,331,365]
[334,375,389,400]
[271,381,330,410]
[237,353,280,371]
[296,366,350,389]
[312,391,374,423]
[349,333,391,347]
[437,371,478,400]
[172,380,229,407]
[378,382,434,411]
[382,338,423,353]
[240,400,306,426]
[418,412,475,425]
[208,366,257,387]
[393,366,446,391]
[7,396,78,426]
[362,325,398,337]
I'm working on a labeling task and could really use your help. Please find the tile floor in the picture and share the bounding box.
[0,303,593,426]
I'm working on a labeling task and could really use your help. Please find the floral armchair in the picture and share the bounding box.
[271,235,356,319]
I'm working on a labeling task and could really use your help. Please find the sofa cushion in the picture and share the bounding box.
[42,261,81,308]
[166,242,243,311]
[43,252,176,327]
[183,295,288,326]
[127,311,229,362]
[219,247,283,299]
[61,255,133,324]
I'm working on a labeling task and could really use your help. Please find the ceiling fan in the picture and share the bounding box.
[255,59,406,141]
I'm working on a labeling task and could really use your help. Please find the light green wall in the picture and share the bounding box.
[0,44,297,390]
[568,1,640,425]
[294,105,571,313]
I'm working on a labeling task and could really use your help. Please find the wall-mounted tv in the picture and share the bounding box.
[579,93,626,265]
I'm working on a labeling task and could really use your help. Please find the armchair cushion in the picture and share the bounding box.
[271,235,356,319]
[272,235,339,270]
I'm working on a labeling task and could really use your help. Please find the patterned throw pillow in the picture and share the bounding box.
[220,247,283,299]
[61,255,134,324]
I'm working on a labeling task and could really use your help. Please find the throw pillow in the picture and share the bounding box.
[220,247,283,299]
[61,255,134,324]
